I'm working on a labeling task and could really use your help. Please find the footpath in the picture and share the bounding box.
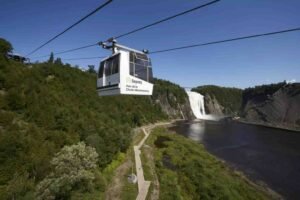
[134,122,173,200]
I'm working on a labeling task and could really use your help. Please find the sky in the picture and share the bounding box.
[0,0,299,88]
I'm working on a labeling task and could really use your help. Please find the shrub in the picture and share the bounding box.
[0,38,13,56]
[35,142,99,200]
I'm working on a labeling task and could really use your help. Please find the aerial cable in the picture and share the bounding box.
[31,0,220,59]
[53,43,99,56]
[62,56,106,61]
[26,0,113,56]
[149,27,300,54]
[31,43,100,59]
[112,0,220,40]
[30,43,99,59]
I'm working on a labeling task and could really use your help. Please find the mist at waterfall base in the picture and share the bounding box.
[186,91,219,120]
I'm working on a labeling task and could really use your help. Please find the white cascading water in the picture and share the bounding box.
[186,90,216,120]
[186,91,206,119]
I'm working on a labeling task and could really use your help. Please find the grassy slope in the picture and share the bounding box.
[146,127,271,200]
[0,58,169,198]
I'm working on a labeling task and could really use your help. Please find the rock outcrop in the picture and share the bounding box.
[242,83,300,131]
[152,79,194,120]
[204,94,224,116]
[154,93,194,120]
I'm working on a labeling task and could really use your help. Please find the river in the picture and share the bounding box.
[169,120,300,199]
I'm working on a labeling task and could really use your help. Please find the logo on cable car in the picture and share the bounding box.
[126,77,142,85]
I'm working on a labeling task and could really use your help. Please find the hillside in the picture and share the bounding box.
[0,52,190,199]
[192,85,243,116]
[153,79,194,120]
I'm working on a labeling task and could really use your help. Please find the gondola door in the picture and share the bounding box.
[104,54,120,87]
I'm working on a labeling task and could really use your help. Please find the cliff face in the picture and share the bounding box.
[152,79,194,120]
[242,83,300,130]
[192,85,242,116]
[204,94,224,116]
[154,93,194,120]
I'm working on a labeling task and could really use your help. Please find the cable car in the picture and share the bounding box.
[97,39,153,96]
[7,52,29,63]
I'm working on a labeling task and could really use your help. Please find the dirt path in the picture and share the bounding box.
[142,143,160,200]
[104,159,133,200]
[104,121,177,200]
[135,122,174,200]
[134,128,151,200]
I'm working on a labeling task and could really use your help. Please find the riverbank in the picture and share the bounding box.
[105,120,284,199]
[145,126,280,200]
[236,118,300,132]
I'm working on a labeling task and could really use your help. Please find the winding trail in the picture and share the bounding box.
[134,128,151,200]
[104,121,177,200]
[134,122,174,200]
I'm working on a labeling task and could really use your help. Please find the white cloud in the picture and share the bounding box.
[286,79,296,84]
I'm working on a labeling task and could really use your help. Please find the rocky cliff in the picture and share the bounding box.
[152,79,194,120]
[192,85,242,116]
[203,94,224,116]
[242,82,300,131]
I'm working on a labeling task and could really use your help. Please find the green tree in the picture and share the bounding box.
[48,52,54,64]
[6,172,34,200]
[87,65,96,74]
[54,57,63,65]
[0,38,13,56]
[35,142,99,200]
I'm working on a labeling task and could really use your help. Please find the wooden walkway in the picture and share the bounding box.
[134,122,176,200]
[134,128,151,200]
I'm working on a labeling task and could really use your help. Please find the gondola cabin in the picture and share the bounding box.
[97,43,153,96]
[7,52,29,63]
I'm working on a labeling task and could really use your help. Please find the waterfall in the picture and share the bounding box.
[186,90,217,120]
[186,91,206,119]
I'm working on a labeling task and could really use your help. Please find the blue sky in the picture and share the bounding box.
[0,0,299,88]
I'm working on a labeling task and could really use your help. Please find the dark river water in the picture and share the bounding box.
[169,120,300,199]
